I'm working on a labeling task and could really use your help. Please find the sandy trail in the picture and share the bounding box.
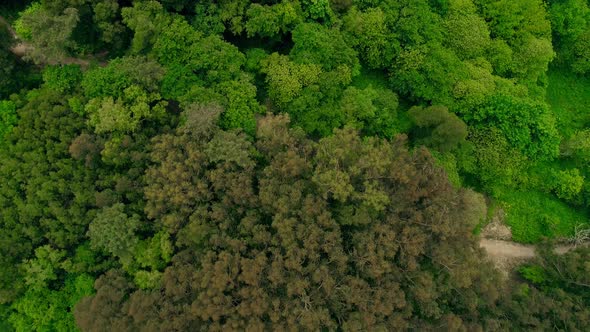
[480,239,576,259]
[480,239,536,258]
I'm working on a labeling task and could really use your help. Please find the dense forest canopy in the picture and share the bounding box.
[1,0,590,330]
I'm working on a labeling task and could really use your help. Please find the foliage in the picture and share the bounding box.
[561,129,590,162]
[518,265,546,284]
[463,127,527,191]
[408,105,467,152]
[87,203,140,261]
[290,22,360,76]
[339,85,400,138]
[82,56,164,99]
[20,5,79,64]
[13,2,41,40]
[552,168,584,202]
[77,114,503,330]
[547,0,590,73]
[121,0,168,54]
[495,188,585,243]
[216,79,262,135]
[547,69,590,138]
[0,88,96,305]
[9,274,94,332]
[22,245,66,291]
[463,94,560,160]
[0,100,17,142]
[342,7,395,69]
[502,245,590,331]
[86,86,167,134]
[42,65,82,93]
[261,53,321,106]
[245,2,302,38]
[2,0,590,330]
[82,57,167,134]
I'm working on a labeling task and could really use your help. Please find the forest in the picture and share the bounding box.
[0,0,590,330]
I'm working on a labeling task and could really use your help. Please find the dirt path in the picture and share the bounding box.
[479,238,579,276]
[480,239,576,259]
[480,239,536,258]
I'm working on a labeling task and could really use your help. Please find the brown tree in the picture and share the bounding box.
[76,114,502,330]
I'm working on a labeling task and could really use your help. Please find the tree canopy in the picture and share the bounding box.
[1,0,590,330]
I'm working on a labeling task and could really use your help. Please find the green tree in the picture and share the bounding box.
[290,22,360,76]
[42,64,82,93]
[92,0,128,52]
[121,0,168,54]
[81,56,167,134]
[261,53,322,106]
[443,0,491,60]
[408,105,468,152]
[552,168,584,202]
[474,0,554,83]
[339,85,400,138]
[87,203,140,261]
[245,2,302,38]
[86,85,167,134]
[561,129,590,162]
[500,245,590,330]
[462,95,560,160]
[301,0,334,21]
[0,100,17,142]
[463,127,527,192]
[547,0,590,72]
[20,6,79,64]
[217,79,263,135]
[9,271,94,332]
[391,43,466,106]
[193,1,225,35]
[22,245,66,291]
[82,56,164,99]
[0,88,96,303]
[343,7,395,69]
[475,0,552,42]
[572,29,590,74]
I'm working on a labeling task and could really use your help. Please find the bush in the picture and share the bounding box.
[42,65,83,93]
[553,168,584,202]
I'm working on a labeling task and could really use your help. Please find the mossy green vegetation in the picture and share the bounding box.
[547,68,590,137]
[495,188,586,243]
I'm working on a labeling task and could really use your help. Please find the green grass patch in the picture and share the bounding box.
[546,68,590,138]
[495,188,586,243]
